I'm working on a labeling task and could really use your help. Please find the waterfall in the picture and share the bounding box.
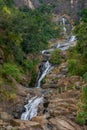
[21,61,53,121]
[62,17,67,32]
[69,35,76,42]
[41,35,76,53]
[21,61,53,120]
[36,61,53,88]
[21,17,77,121]
[57,35,76,50]
[21,96,43,120]
[42,48,54,54]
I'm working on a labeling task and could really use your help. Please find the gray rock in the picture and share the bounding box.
[6,125,13,130]
[0,112,13,121]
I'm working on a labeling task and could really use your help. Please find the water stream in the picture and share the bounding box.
[21,96,43,120]
[21,17,76,121]
[42,35,76,54]
[36,61,53,88]
[62,17,67,32]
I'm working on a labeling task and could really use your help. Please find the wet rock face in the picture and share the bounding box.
[13,104,25,119]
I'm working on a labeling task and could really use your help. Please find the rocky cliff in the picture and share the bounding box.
[15,0,87,19]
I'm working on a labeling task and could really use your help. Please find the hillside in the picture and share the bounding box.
[0,0,87,130]
[15,0,87,19]
[0,0,60,121]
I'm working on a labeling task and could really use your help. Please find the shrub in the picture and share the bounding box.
[83,72,87,81]
[23,59,39,87]
[29,71,37,87]
[50,49,62,65]
[23,59,39,72]
[68,59,77,75]
[77,86,87,125]
[77,111,87,125]
[81,8,87,22]
[68,59,87,76]
[2,63,22,81]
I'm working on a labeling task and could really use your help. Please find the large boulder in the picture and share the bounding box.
[0,112,13,122]
[49,117,82,130]
[10,119,43,130]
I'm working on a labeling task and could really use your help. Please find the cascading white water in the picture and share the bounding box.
[36,36,76,88]
[21,35,76,121]
[69,35,76,42]
[21,17,77,121]
[62,17,66,32]
[21,96,43,120]
[41,35,76,54]
[21,61,53,121]
[36,61,53,88]
[42,48,54,54]
[62,17,65,25]
[57,35,76,50]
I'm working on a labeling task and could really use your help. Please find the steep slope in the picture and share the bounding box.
[0,1,87,130]
[15,0,87,20]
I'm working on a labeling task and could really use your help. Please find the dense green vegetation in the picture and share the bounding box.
[0,1,60,100]
[68,8,87,76]
[68,8,87,125]
[77,86,87,125]
[50,49,62,65]
[0,3,59,67]
[0,2,59,61]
